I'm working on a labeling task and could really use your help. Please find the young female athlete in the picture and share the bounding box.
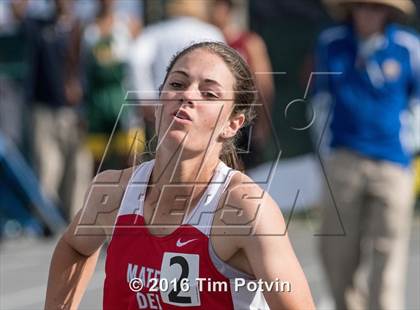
[45,42,315,309]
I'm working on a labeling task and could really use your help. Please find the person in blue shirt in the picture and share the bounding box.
[313,0,419,309]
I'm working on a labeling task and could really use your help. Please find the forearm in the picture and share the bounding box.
[44,236,100,310]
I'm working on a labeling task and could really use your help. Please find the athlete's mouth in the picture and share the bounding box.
[173,109,192,121]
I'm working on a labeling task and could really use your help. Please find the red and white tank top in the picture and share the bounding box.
[104,159,269,309]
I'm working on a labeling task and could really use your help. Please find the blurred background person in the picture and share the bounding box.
[0,0,68,240]
[0,0,26,236]
[27,0,92,221]
[210,0,275,169]
[313,0,419,309]
[128,0,224,149]
[0,0,30,151]
[83,0,143,172]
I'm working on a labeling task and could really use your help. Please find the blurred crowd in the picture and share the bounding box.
[1,0,143,234]
[0,0,418,230]
[1,0,419,309]
[0,0,276,234]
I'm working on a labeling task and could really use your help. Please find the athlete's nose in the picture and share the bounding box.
[178,85,200,106]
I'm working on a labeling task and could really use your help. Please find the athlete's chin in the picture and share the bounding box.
[159,130,190,149]
[161,132,206,154]
[164,129,190,142]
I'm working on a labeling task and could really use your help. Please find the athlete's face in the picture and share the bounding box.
[156,49,244,155]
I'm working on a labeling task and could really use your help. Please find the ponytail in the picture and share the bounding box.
[219,138,244,172]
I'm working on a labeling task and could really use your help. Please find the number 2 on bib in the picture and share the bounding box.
[160,252,201,307]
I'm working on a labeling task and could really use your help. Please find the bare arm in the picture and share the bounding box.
[44,169,132,309]
[227,175,315,310]
[44,228,101,309]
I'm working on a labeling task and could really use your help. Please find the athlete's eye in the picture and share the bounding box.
[202,91,219,99]
[169,82,183,89]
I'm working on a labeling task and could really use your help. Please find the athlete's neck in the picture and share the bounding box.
[151,151,220,198]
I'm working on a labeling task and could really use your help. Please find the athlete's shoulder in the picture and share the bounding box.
[223,171,282,226]
[227,171,262,195]
[90,167,135,196]
[92,167,134,185]
[79,167,138,227]
[215,170,287,244]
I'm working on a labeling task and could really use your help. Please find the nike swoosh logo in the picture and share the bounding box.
[176,238,197,247]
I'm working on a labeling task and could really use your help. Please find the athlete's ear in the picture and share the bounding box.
[222,113,245,139]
